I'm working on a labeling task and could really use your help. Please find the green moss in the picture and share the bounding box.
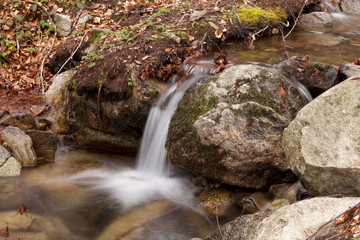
[232,6,287,28]
[166,78,226,178]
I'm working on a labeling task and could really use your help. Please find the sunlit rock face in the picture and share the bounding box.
[167,64,307,189]
[283,76,360,196]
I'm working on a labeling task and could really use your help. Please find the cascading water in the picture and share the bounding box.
[69,58,214,210]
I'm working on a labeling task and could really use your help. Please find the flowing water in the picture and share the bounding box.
[1,11,360,240]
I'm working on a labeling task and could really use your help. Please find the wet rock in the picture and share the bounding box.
[1,126,37,167]
[0,145,21,177]
[276,58,340,97]
[339,63,360,80]
[54,13,71,36]
[68,78,163,153]
[282,76,360,196]
[298,12,333,29]
[0,210,75,240]
[45,70,75,133]
[206,197,360,240]
[167,64,306,189]
[268,198,290,211]
[0,110,36,130]
[236,192,272,214]
[25,130,57,162]
[96,201,172,240]
[340,0,360,15]
[198,188,235,217]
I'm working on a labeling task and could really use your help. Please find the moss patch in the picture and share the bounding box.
[167,77,226,178]
[229,6,287,28]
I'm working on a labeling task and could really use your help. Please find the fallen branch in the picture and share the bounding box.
[248,25,269,49]
[305,201,360,240]
[177,13,188,26]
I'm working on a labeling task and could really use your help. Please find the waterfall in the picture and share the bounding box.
[68,58,214,210]
[136,75,202,178]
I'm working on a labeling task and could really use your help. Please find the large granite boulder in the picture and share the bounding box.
[206,197,360,240]
[282,76,360,196]
[167,64,307,189]
[1,126,37,167]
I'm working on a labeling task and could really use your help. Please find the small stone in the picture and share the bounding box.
[298,12,333,29]
[189,10,207,22]
[54,13,71,36]
[1,126,37,167]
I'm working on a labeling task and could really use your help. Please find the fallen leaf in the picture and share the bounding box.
[0,225,9,238]
[279,87,286,98]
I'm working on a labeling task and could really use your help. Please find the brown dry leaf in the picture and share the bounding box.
[215,29,222,39]
[279,87,286,98]
[0,225,9,238]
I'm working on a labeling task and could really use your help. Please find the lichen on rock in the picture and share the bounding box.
[167,64,306,189]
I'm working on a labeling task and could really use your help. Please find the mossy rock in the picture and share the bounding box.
[167,64,306,189]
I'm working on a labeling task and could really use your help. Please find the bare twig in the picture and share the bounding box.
[248,25,269,49]
[284,0,308,39]
[305,201,360,240]
[26,0,58,94]
[215,203,225,240]
[50,33,87,82]
[16,34,20,56]
[70,9,83,35]
[177,13,188,26]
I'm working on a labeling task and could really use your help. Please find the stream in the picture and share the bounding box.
[1,11,360,240]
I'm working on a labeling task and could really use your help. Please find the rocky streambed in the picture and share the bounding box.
[1,0,360,239]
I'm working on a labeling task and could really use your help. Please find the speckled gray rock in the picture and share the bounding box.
[298,12,333,29]
[54,13,71,36]
[282,76,360,196]
[206,197,360,240]
[1,126,37,167]
[167,64,306,189]
[341,0,360,14]
[0,145,21,177]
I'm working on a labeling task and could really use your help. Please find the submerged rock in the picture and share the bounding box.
[167,64,306,189]
[0,210,75,240]
[206,197,360,240]
[282,76,360,196]
[198,188,235,217]
[1,126,37,167]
